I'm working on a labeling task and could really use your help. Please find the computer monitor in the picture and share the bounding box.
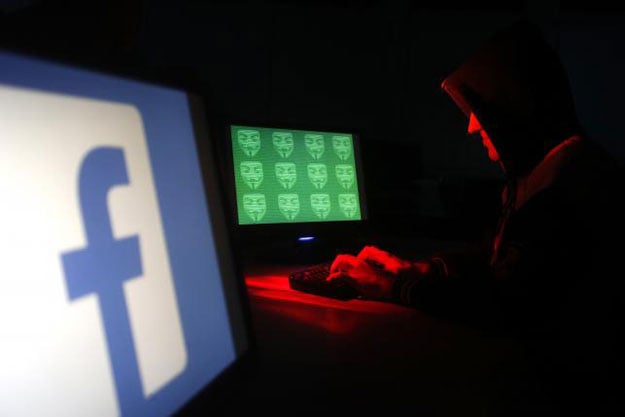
[0,49,255,416]
[219,122,369,264]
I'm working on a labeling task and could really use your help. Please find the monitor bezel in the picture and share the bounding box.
[214,118,371,263]
[177,96,259,413]
[170,98,259,417]
[0,45,258,416]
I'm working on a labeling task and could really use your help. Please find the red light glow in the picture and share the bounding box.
[245,274,415,335]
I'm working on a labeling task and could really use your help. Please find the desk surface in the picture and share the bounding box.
[233,263,561,416]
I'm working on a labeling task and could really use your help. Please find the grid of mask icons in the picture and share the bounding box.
[233,126,362,224]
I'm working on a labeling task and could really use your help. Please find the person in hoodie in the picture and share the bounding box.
[328,19,625,412]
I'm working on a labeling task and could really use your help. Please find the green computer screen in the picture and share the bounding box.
[230,125,364,225]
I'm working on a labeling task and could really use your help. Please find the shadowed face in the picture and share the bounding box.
[468,112,500,162]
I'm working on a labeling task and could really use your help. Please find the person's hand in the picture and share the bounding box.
[355,245,414,275]
[356,245,433,276]
[328,252,396,300]
[327,245,433,300]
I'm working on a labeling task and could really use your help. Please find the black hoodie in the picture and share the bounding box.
[441,20,580,178]
[394,21,625,362]
[388,20,625,414]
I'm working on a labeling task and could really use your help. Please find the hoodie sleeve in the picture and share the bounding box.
[390,183,580,335]
[389,240,497,328]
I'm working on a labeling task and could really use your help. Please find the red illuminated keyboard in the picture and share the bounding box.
[288,262,360,301]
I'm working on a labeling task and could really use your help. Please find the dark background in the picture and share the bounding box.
[2,0,624,239]
[3,2,625,415]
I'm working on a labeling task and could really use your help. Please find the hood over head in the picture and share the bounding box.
[441,20,581,177]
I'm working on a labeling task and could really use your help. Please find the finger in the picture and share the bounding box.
[326,271,343,281]
[330,254,355,273]
[358,245,388,265]
[357,245,378,258]
[356,245,375,262]
[330,254,346,272]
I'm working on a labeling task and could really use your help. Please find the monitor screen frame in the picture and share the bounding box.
[215,119,371,263]
[172,97,259,416]
[0,46,258,416]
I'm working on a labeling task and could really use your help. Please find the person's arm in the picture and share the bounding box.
[389,243,495,323]
[411,187,574,333]
[329,244,489,304]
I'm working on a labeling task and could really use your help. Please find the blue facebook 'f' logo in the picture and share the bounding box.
[62,147,144,415]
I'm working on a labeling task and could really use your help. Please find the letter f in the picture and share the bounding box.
[62,147,144,415]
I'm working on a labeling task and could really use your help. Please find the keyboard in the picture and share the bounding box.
[288,262,360,301]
